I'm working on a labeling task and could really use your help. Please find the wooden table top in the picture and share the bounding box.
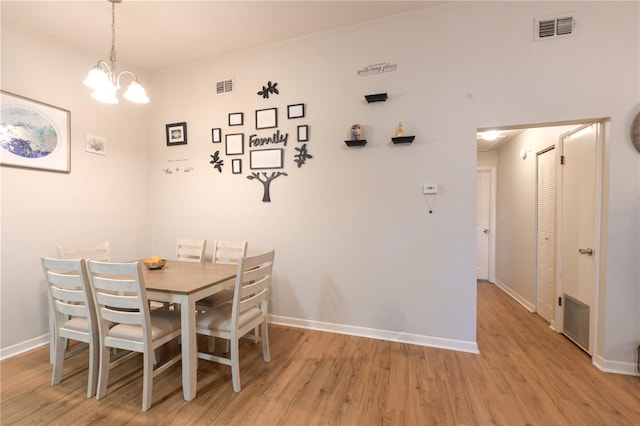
[142,260,237,295]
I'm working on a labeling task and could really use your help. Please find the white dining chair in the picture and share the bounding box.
[196,250,274,392]
[197,240,247,309]
[42,256,99,398]
[175,238,206,262]
[196,240,248,351]
[51,241,111,362]
[86,260,182,412]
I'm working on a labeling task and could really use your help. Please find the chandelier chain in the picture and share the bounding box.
[83,0,148,103]
[110,0,117,73]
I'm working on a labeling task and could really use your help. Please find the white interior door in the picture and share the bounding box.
[476,170,490,280]
[560,125,598,354]
[536,147,556,325]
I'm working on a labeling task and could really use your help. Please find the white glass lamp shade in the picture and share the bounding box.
[83,67,110,90]
[91,83,119,104]
[122,81,149,104]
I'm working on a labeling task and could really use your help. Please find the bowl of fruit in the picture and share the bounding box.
[143,256,166,270]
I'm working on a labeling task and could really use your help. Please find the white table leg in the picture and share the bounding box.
[180,296,197,400]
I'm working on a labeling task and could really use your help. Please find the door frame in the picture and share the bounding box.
[555,122,605,358]
[477,166,496,283]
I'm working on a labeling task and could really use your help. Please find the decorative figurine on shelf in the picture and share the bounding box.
[396,122,405,137]
[350,124,363,140]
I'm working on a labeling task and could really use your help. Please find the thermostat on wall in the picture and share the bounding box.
[423,184,438,194]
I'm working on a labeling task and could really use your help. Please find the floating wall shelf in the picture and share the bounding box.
[345,139,367,147]
[364,93,388,103]
[392,136,415,144]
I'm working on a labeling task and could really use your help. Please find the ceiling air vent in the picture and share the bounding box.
[216,79,234,95]
[534,14,575,41]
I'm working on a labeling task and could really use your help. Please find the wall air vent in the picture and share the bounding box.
[534,14,575,41]
[563,293,590,353]
[216,79,234,94]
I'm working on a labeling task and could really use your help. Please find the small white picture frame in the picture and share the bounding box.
[250,148,283,169]
[212,128,221,143]
[287,103,305,119]
[86,134,107,155]
[255,108,278,130]
[297,125,309,142]
[225,133,244,155]
[228,112,243,126]
[232,158,242,174]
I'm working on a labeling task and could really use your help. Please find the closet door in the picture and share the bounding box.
[536,147,556,324]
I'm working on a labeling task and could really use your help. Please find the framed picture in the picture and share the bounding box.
[287,103,305,119]
[297,125,309,142]
[166,122,187,146]
[0,90,71,172]
[212,128,221,143]
[232,158,242,174]
[250,148,283,169]
[225,133,244,155]
[228,112,243,126]
[255,107,277,130]
[86,134,106,155]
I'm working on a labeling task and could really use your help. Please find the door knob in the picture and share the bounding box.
[578,248,594,256]
[483,229,489,234]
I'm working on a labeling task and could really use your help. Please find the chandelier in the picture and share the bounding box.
[83,0,149,104]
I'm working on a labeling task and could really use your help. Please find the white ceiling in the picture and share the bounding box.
[476,129,524,152]
[1,0,445,72]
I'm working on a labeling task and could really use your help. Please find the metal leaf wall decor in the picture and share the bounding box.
[257,81,279,99]
[209,151,224,172]
[294,143,313,167]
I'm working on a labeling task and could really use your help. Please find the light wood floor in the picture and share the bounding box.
[2,282,639,425]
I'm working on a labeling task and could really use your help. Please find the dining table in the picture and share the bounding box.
[142,260,237,401]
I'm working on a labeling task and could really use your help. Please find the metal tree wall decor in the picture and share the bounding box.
[247,171,287,202]
[203,80,313,202]
[257,81,279,99]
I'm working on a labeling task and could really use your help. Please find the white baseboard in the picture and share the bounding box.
[494,279,535,312]
[268,314,480,354]
[3,321,637,379]
[593,354,640,376]
[0,334,49,361]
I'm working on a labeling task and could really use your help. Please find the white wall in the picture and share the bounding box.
[2,1,638,371]
[1,22,151,354]
[477,151,498,168]
[148,10,480,349]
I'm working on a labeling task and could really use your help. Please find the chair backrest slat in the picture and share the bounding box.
[96,291,142,311]
[49,284,85,303]
[101,307,143,325]
[47,271,86,290]
[54,300,90,318]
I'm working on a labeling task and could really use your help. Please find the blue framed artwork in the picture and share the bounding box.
[0,90,71,173]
